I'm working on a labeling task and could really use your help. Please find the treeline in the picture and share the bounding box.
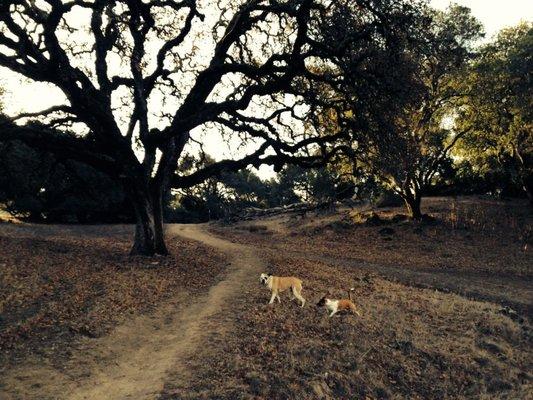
[0,137,133,223]
[0,136,526,224]
[0,15,530,224]
[0,140,352,223]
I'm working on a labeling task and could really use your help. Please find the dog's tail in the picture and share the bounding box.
[348,287,355,301]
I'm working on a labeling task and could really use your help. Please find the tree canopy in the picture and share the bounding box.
[306,4,484,218]
[453,22,532,203]
[1,1,528,252]
[0,0,432,254]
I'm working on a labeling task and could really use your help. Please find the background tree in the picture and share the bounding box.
[269,164,354,205]
[0,136,132,223]
[313,4,483,219]
[453,23,532,203]
[0,0,425,254]
[169,154,271,222]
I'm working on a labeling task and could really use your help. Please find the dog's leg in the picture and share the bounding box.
[329,309,338,317]
[269,291,277,304]
[293,287,305,308]
[290,286,297,301]
[276,294,281,303]
[288,290,295,301]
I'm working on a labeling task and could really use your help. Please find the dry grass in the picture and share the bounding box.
[0,224,227,364]
[161,253,532,399]
[212,197,532,277]
[445,198,531,251]
[1,197,531,399]
[164,196,532,398]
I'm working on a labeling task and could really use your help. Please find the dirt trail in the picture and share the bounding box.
[2,224,263,400]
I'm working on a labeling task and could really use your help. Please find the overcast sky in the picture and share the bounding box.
[1,0,531,179]
[431,0,532,37]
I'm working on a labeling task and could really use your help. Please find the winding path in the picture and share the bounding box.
[68,224,264,400]
[2,224,264,400]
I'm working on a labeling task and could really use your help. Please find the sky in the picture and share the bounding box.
[431,0,532,38]
[1,0,532,179]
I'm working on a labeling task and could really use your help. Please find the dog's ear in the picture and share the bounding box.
[267,272,272,276]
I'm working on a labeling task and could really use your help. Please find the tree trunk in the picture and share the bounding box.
[152,188,169,255]
[128,185,168,256]
[130,192,157,256]
[128,136,185,256]
[147,136,184,256]
[403,192,423,220]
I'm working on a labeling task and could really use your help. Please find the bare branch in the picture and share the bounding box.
[8,105,75,122]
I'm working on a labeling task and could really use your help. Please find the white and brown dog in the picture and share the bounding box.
[260,273,306,307]
[317,289,362,317]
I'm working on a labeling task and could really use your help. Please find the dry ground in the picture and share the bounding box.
[0,224,227,358]
[1,196,532,399]
[161,253,531,400]
[160,196,532,399]
[0,224,229,399]
[210,196,532,316]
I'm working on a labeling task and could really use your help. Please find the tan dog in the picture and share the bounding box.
[260,273,305,307]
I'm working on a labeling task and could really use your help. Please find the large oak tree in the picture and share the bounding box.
[310,4,483,219]
[0,0,424,254]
